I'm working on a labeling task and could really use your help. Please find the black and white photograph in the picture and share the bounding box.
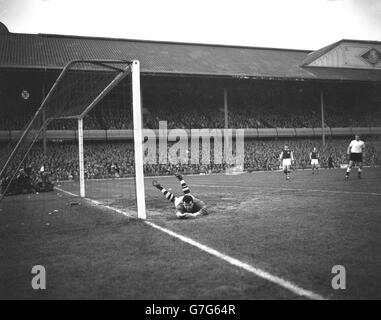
[1,0,381,306]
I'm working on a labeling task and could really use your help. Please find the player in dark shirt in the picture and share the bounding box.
[309,147,320,175]
[152,174,208,219]
[279,145,294,180]
[328,155,334,169]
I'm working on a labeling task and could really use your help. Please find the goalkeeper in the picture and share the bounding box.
[152,174,208,219]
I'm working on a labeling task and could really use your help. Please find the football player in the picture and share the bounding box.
[309,147,320,175]
[152,174,208,218]
[279,145,294,180]
[345,135,365,180]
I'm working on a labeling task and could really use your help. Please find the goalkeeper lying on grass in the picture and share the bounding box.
[152,174,208,219]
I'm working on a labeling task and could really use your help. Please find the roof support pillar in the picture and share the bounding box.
[320,89,325,147]
[224,88,228,129]
[41,82,47,155]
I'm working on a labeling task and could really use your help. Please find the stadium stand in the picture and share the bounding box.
[1,138,380,182]
[1,97,381,131]
[1,32,380,190]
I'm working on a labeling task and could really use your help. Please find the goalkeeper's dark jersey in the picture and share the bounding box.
[176,197,208,214]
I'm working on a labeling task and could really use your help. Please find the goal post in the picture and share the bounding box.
[131,61,146,220]
[0,59,147,220]
[78,118,85,198]
[75,60,146,219]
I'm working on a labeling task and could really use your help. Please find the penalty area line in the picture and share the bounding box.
[54,186,326,300]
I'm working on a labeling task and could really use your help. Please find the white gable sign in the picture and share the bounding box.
[309,42,381,70]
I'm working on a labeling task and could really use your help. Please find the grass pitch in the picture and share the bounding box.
[1,167,381,299]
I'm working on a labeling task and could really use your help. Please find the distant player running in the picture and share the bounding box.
[345,135,365,180]
[309,147,320,175]
[152,174,208,218]
[279,145,294,180]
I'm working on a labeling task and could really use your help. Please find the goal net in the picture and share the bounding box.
[0,60,146,219]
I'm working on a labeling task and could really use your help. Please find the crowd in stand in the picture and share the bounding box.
[1,100,381,131]
[1,85,381,183]
[323,107,381,128]
[1,138,380,182]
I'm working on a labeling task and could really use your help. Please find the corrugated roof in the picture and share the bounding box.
[0,32,381,81]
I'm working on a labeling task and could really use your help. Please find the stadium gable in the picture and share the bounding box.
[302,39,381,70]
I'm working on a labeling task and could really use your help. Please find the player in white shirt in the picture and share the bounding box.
[345,135,365,180]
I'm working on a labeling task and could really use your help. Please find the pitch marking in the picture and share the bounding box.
[145,220,325,300]
[55,186,326,300]
[191,184,381,197]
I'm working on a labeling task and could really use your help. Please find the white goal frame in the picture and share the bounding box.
[1,59,146,220]
[131,61,146,219]
[77,60,146,219]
